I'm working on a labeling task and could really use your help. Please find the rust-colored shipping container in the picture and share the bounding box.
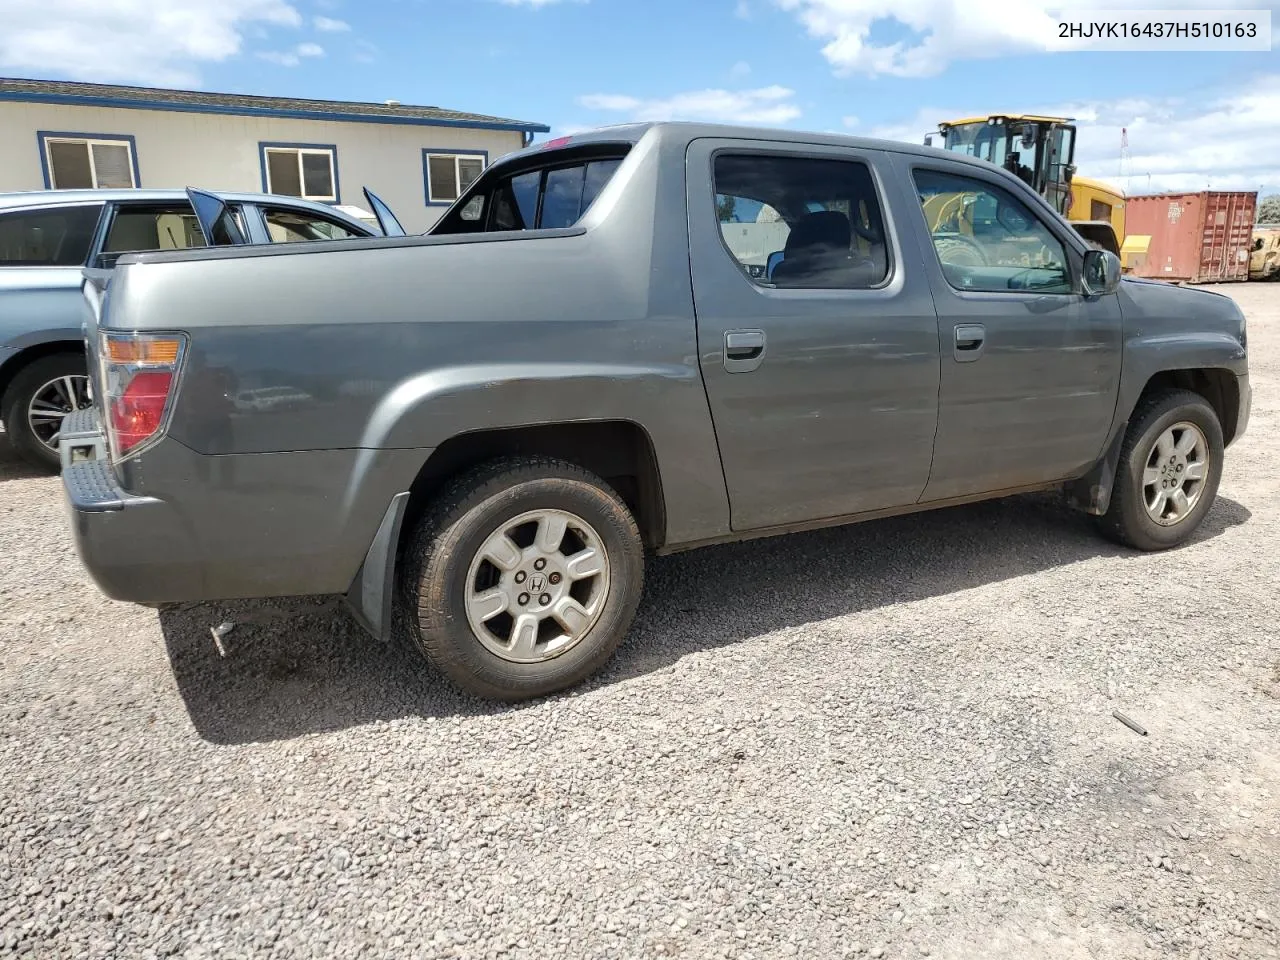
[1124,191,1256,283]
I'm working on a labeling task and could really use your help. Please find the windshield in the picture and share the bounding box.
[941,122,1011,164]
[941,120,1074,216]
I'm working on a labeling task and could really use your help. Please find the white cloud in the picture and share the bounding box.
[578,86,802,126]
[774,0,1265,78]
[0,0,301,86]
[735,0,753,18]
[842,115,859,128]
[499,0,585,6]
[258,41,324,66]
[864,74,1280,195]
[313,15,350,31]
[729,60,752,79]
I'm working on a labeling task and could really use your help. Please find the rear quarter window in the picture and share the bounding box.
[0,205,102,266]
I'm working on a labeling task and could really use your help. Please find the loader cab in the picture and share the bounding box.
[931,116,1078,218]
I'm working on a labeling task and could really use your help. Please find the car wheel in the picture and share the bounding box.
[402,457,645,701]
[1098,389,1224,551]
[0,353,92,471]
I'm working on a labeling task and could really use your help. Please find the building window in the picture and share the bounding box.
[261,144,338,202]
[40,134,138,189]
[423,151,487,205]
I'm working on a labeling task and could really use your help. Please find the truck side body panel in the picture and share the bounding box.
[61,122,1252,612]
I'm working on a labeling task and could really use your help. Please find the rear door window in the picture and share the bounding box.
[713,153,891,288]
[0,205,102,266]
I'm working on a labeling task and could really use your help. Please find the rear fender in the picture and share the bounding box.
[338,360,728,539]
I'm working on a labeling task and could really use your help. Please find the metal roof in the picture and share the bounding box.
[939,114,1076,126]
[0,77,550,134]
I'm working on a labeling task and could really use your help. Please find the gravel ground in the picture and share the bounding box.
[1,284,1278,960]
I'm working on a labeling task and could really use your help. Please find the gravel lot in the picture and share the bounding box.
[2,284,1278,960]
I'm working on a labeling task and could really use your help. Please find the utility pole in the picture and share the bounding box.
[1120,127,1131,194]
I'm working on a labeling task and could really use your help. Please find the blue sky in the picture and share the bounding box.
[2,0,1278,194]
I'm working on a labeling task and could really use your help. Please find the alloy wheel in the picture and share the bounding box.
[1143,421,1210,526]
[463,508,611,664]
[27,375,92,451]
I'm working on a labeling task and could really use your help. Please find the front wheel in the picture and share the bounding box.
[402,457,645,701]
[1098,389,1224,551]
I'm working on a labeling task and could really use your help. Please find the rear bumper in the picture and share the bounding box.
[63,458,208,604]
[61,433,430,607]
[58,407,107,468]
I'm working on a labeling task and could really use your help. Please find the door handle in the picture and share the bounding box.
[724,329,766,373]
[953,323,986,362]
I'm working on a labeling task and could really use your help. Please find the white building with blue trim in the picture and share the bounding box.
[0,78,548,233]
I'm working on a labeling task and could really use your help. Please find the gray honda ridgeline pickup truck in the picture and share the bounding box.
[63,122,1250,702]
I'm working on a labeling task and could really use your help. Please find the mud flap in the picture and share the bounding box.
[1064,423,1127,516]
[344,492,410,642]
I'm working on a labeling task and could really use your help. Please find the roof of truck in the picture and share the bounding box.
[509,120,994,171]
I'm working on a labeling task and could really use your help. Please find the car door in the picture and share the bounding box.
[687,138,941,531]
[895,157,1123,502]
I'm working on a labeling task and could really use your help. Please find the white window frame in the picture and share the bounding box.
[425,152,487,204]
[263,147,338,202]
[43,136,137,189]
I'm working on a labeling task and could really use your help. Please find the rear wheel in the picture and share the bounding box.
[1098,389,1224,550]
[0,353,92,471]
[402,457,645,701]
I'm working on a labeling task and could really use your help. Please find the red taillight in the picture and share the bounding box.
[109,371,174,454]
[99,332,186,461]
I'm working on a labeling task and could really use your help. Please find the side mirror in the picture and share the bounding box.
[924,134,934,148]
[1063,164,1076,184]
[1082,249,1121,297]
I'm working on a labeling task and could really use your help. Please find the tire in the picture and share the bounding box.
[0,352,91,471]
[1098,389,1224,551]
[402,457,645,702]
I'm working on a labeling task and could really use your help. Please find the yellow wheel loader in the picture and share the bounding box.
[925,115,1137,263]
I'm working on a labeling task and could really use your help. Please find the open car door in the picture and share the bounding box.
[363,187,407,237]
[186,188,248,246]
